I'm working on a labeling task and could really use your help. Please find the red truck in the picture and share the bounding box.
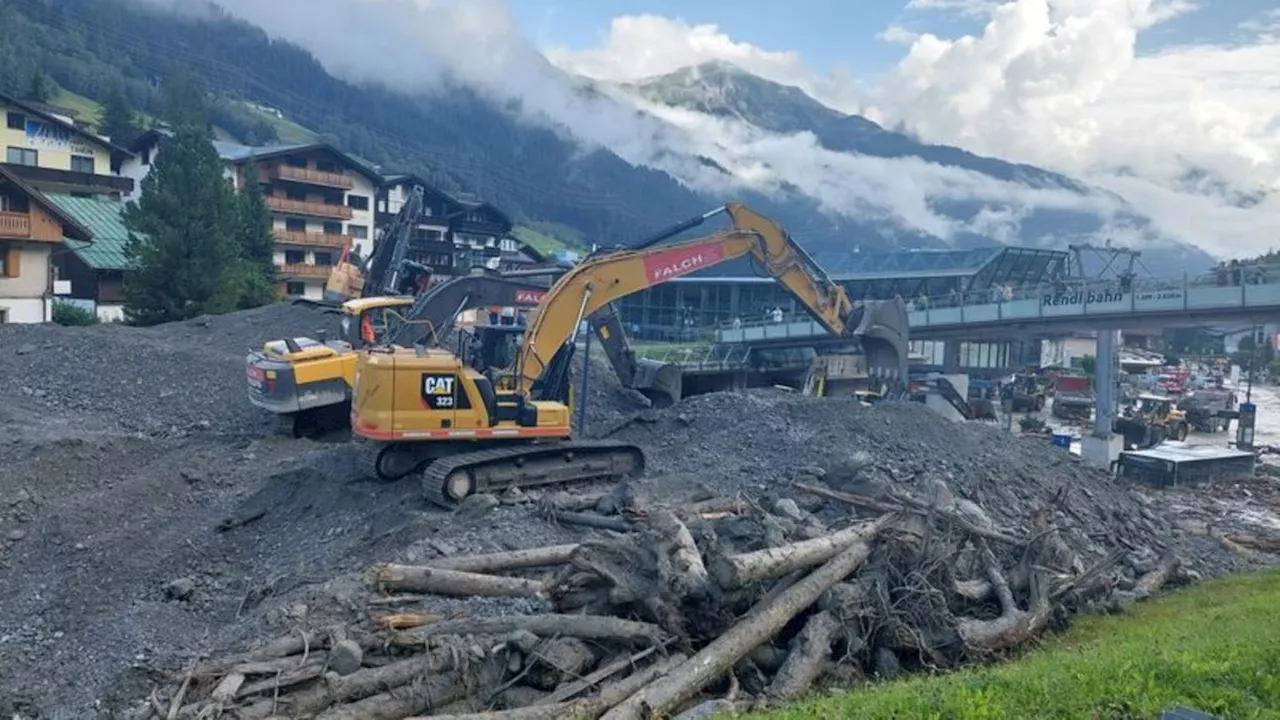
[1051,374,1094,421]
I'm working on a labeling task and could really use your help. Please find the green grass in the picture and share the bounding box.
[514,225,574,255]
[235,100,319,144]
[50,87,103,125]
[751,570,1280,720]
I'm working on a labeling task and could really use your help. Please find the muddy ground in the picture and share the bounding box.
[0,304,1277,718]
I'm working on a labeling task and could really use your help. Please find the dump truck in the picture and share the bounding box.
[1179,387,1238,433]
[1050,373,1094,421]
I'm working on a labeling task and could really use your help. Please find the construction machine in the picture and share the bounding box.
[1050,373,1094,422]
[1179,387,1237,433]
[350,202,911,508]
[246,272,552,437]
[1113,393,1190,449]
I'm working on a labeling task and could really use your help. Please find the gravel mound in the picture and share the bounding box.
[0,307,1276,718]
[0,303,335,436]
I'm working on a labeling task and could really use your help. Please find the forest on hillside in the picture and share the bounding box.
[0,0,734,245]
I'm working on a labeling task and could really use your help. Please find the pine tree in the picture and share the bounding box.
[97,89,138,144]
[233,157,278,308]
[23,70,51,104]
[121,81,242,326]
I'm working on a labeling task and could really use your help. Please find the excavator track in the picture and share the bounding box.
[421,439,646,509]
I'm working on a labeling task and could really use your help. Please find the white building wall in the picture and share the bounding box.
[345,175,376,258]
[119,143,159,203]
[0,297,46,323]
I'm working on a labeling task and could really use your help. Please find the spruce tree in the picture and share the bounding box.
[121,79,241,325]
[98,89,139,144]
[233,157,278,308]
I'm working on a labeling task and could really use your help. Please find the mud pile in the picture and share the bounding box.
[0,307,1276,718]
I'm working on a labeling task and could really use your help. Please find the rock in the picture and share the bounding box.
[6,529,27,542]
[327,639,363,675]
[163,577,195,601]
[771,498,804,522]
[15,343,36,356]
[457,493,500,517]
[500,487,527,506]
[873,646,901,679]
[673,699,735,720]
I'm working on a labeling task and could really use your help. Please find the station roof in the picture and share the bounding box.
[682,245,1069,287]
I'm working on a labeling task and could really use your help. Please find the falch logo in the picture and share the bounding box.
[643,242,727,284]
[514,289,546,305]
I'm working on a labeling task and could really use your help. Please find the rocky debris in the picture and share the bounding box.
[0,302,333,436]
[136,471,1194,719]
[0,304,1278,719]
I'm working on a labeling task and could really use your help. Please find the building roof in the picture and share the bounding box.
[212,141,383,184]
[0,166,92,242]
[0,92,134,159]
[44,194,133,270]
[812,247,1006,278]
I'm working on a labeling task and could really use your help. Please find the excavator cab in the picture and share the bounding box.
[1114,393,1189,448]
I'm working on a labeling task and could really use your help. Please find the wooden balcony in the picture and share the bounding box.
[274,230,349,249]
[265,196,353,221]
[278,263,334,279]
[273,164,354,190]
[0,212,31,238]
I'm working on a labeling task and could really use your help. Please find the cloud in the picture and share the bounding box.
[865,0,1280,258]
[543,14,862,113]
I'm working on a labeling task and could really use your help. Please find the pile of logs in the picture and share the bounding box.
[136,477,1185,719]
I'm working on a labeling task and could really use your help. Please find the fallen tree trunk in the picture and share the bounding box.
[538,646,662,705]
[194,631,327,676]
[238,645,469,718]
[373,564,545,598]
[766,610,839,701]
[600,515,888,720]
[649,509,711,599]
[553,511,633,533]
[427,545,581,573]
[1134,552,1180,599]
[405,614,666,646]
[407,653,689,720]
[710,516,891,590]
[955,542,1051,653]
[315,656,506,720]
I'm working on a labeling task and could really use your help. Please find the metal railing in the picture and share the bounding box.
[274,230,350,248]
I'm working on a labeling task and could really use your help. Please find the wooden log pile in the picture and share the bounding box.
[136,476,1187,719]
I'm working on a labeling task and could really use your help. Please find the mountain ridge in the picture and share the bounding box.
[0,0,1215,274]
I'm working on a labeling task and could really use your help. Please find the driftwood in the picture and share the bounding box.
[138,470,1200,720]
[407,653,688,720]
[428,545,581,573]
[553,511,633,533]
[373,564,545,598]
[600,517,886,720]
[406,614,667,645]
[711,517,890,590]
[765,610,840,700]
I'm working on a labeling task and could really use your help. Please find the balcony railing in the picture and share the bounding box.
[0,211,31,238]
[265,196,353,220]
[274,230,350,248]
[278,263,334,279]
[273,164,354,189]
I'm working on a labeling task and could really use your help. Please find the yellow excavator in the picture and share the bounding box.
[350,202,911,507]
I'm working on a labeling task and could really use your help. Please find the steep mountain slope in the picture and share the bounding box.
[616,62,1214,275]
[0,0,1213,274]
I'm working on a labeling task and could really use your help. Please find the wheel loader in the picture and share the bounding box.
[350,202,912,508]
[1113,393,1190,449]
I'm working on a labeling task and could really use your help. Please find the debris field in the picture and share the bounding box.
[0,303,1277,719]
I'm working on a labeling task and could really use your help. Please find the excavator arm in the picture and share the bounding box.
[514,202,911,398]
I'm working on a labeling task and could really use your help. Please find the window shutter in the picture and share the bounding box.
[3,246,19,278]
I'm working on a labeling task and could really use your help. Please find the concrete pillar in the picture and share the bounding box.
[1082,329,1124,469]
[942,341,961,373]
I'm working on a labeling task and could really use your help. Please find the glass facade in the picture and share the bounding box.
[617,246,1069,338]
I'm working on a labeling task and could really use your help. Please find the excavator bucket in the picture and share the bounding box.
[632,357,684,408]
[850,297,911,396]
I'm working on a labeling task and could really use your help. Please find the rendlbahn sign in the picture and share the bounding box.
[1040,288,1184,307]
[1041,289,1124,306]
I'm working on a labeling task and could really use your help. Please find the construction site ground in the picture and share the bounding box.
[1,303,1278,718]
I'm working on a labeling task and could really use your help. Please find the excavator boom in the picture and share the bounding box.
[516,202,910,398]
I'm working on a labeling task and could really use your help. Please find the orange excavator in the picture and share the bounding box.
[349,202,911,507]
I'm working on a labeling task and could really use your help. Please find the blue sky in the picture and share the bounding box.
[510,0,1275,78]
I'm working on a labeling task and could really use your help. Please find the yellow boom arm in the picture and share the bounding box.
[515,202,910,396]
